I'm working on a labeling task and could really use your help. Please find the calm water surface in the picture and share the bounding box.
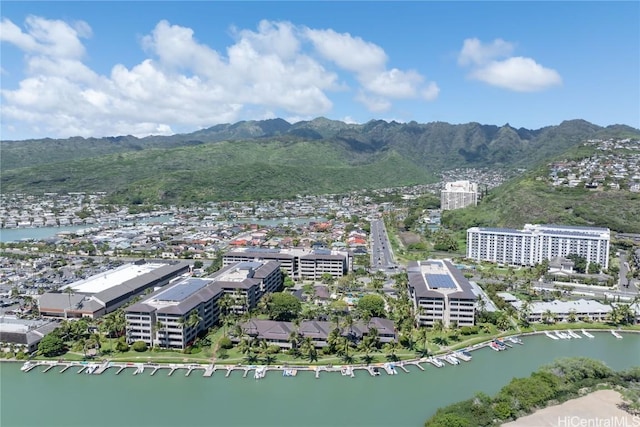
[1,332,639,427]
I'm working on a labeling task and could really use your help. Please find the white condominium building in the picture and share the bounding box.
[466,224,610,269]
[440,181,478,211]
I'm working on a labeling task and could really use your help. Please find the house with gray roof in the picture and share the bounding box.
[236,317,396,350]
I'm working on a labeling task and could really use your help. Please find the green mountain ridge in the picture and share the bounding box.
[2,118,639,204]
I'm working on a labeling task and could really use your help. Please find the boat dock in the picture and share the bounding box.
[611,330,623,339]
[582,329,595,339]
[16,332,538,380]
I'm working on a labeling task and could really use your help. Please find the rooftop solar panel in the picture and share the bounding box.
[236,261,261,270]
[155,279,210,302]
[313,249,331,255]
[249,248,281,253]
[425,273,457,289]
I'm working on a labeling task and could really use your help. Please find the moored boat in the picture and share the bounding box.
[581,329,595,338]
[611,330,623,339]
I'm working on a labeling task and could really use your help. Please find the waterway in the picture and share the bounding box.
[1,332,638,427]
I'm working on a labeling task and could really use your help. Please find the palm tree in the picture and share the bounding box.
[496,312,512,331]
[186,311,203,346]
[432,336,449,347]
[358,339,375,365]
[338,337,353,363]
[542,309,555,325]
[327,327,341,353]
[416,327,429,357]
[218,295,233,334]
[366,326,380,350]
[288,331,301,357]
[342,314,355,342]
[155,321,164,348]
[300,336,317,362]
[383,341,399,362]
[63,287,74,319]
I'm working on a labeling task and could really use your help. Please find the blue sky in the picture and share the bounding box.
[1,1,638,140]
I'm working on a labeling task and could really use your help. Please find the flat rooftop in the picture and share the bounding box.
[0,316,52,333]
[63,262,168,294]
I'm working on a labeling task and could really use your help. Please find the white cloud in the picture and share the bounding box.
[458,38,562,92]
[457,38,513,66]
[305,28,387,72]
[1,16,439,138]
[305,27,439,109]
[0,15,89,59]
[470,57,562,92]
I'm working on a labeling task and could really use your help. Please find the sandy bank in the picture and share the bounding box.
[503,390,639,427]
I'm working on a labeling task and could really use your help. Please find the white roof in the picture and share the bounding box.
[512,298,611,314]
[63,262,167,294]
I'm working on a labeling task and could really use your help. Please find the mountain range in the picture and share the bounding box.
[2,118,639,204]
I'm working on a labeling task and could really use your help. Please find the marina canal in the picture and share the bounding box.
[1,332,638,427]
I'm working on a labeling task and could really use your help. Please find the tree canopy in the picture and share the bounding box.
[266,292,302,321]
[38,334,65,357]
[357,294,386,318]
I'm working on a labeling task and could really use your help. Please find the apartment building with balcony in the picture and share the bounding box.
[407,259,476,328]
[125,260,282,349]
[466,224,610,269]
[440,180,478,211]
[223,247,351,279]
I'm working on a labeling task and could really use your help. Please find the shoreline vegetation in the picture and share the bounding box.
[423,357,640,427]
[5,328,639,368]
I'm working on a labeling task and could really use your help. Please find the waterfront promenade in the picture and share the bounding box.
[12,329,638,380]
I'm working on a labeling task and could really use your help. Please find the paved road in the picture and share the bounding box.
[369,219,399,272]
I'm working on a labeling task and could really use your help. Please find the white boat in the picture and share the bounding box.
[282,369,297,377]
[555,331,569,339]
[545,331,559,340]
[567,330,582,339]
[581,329,595,338]
[254,366,267,379]
[507,336,523,345]
[443,355,460,365]
[611,330,623,339]
[428,357,445,368]
[383,363,398,375]
[455,351,472,362]
[340,366,355,378]
[20,362,34,372]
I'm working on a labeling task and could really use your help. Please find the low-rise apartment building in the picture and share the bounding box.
[223,248,351,280]
[408,259,476,328]
[510,299,612,323]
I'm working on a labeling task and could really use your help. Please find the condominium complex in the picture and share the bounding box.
[466,224,610,269]
[125,260,282,349]
[440,180,478,211]
[223,247,351,280]
[38,260,190,319]
[407,259,476,328]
